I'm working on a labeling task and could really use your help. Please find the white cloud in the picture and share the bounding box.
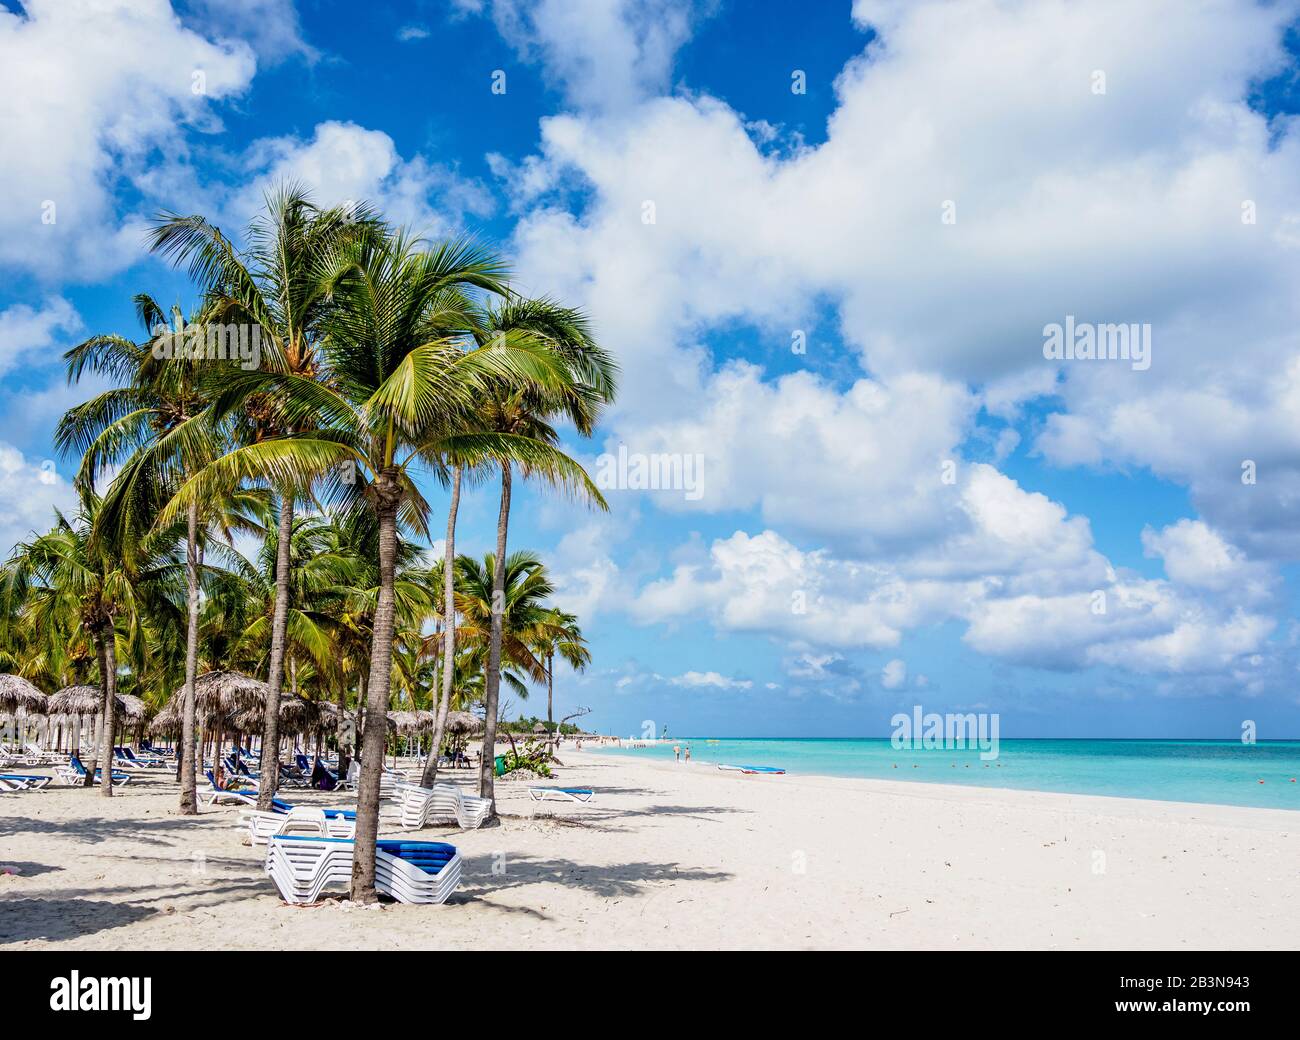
[0,298,82,378]
[181,0,316,64]
[230,121,495,239]
[669,670,752,690]
[496,0,1300,568]
[471,0,715,111]
[0,0,257,279]
[397,24,431,42]
[0,443,77,560]
[881,658,907,689]
[632,475,1278,682]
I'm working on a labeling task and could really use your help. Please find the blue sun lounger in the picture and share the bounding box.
[0,773,52,791]
[58,754,131,785]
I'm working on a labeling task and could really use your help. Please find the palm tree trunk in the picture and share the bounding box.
[98,626,118,798]
[421,465,462,788]
[547,651,554,726]
[84,635,107,787]
[478,462,512,814]
[351,476,401,903]
[336,682,350,776]
[179,500,201,814]
[257,494,294,810]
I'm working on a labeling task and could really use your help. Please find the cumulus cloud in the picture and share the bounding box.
[468,0,716,111]
[880,659,907,689]
[0,0,257,279]
[0,443,77,559]
[228,121,495,239]
[0,298,82,378]
[631,468,1278,683]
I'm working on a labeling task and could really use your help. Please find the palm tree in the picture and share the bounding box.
[533,608,590,728]
[155,230,593,899]
[149,183,381,810]
[54,294,247,813]
[467,298,616,809]
[1,490,179,795]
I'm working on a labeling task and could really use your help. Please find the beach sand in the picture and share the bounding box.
[1,748,1296,950]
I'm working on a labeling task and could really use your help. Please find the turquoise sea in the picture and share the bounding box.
[596,738,1300,810]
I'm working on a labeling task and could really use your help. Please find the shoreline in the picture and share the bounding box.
[3,747,1297,950]
[583,742,1300,815]
[575,749,1300,828]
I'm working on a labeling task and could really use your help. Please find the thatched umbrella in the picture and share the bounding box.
[48,684,106,715]
[230,695,320,736]
[187,670,267,725]
[47,684,104,753]
[149,699,182,738]
[444,710,482,735]
[389,710,437,736]
[532,722,548,734]
[0,673,48,714]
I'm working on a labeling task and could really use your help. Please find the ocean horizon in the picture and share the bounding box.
[596,737,1300,811]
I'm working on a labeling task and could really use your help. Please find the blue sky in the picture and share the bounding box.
[3,0,1300,739]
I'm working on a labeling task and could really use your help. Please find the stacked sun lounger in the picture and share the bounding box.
[241,803,357,843]
[264,835,462,904]
[391,780,492,830]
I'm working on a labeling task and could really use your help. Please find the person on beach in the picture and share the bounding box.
[684,745,691,764]
[673,744,681,762]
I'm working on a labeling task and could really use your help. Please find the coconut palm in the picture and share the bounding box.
[532,608,590,727]
[54,293,255,812]
[154,229,598,899]
[0,490,180,794]
[149,183,383,809]
[463,298,616,808]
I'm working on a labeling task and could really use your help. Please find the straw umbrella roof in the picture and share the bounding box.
[159,670,267,729]
[532,722,548,734]
[230,694,321,735]
[0,673,47,714]
[444,710,482,735]
[117,693,148,724]
[389,709,437,736]
[149,699,181,737]
[49,685,150,722]
[48,684,106,715]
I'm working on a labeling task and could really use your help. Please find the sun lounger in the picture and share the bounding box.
[121,747,166,768]
[56,755,131,786]
[200,770,259,808]
[528,786,595,803]
[264,835,461,905]
[392,780,492,830]
[240,802,356,843]
[24,743,65,766]
[0,773,53,791]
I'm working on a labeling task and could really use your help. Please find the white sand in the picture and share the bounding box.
[1,748,1296,950]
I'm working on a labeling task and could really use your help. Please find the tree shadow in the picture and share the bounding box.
[0,860,63,878]
[0,898,159,944]
[457,852,731,903]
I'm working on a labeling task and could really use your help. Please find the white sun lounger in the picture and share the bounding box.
[528,787,594,804]
[264,835,462,905]
[392,781,492,830]
[240,804,356,844]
